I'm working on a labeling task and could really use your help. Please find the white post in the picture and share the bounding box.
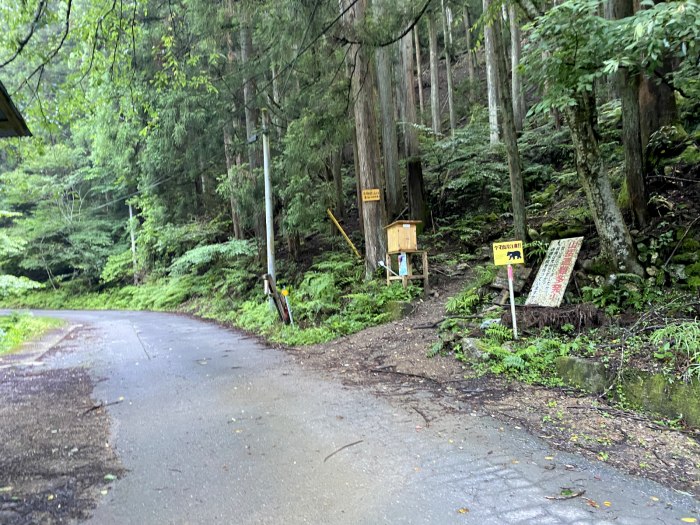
[508,264,518,339]
[284,295,294,327]
[262,109,275,282]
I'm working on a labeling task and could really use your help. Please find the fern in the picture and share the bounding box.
[485,324,514,343]
[169,239,254,276]
[502,354,526,370]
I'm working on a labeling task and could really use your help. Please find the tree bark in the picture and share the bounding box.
[331,149,345,220]
[509,5,525,133]
[441,0,456,135]
[223,127,243,239]
[638,0,678,151]
[639,64,678,151]
[612,0,648,227]
[344,0,387,277]
[483,0,499,144]
[401,32,428,227]
[428,12,441,135]
[493,11,527,242]
[464,8,476,85]
[413,27,425,125]
[620,70,648,227]
[376,39,402,220]
[239,13,263,241]
[565,91,643,275]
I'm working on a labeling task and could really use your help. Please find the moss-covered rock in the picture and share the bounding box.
[384,300,413,321]
[556,356,611,393]
[555,356,700,427]
[620,372,700,427]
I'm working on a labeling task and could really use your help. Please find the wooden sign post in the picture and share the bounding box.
[493,241,525,339]
[526,237,583,307]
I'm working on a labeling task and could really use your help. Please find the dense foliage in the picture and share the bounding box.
[0,0,698,345]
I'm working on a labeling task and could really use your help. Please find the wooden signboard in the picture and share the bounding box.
[362,189,380,202]
[526,237,583,307]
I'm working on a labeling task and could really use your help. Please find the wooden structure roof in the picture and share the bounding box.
[0,80,31,138]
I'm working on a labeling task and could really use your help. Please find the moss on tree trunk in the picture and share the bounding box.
[565,91,643,276]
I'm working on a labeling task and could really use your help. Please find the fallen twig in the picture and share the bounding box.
[412,406,431,427]
[323,440,364,463]
[652,449,672,467]
[81,398,124,415]
[369,367,441,385]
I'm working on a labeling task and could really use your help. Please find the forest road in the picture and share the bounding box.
[20,310,700,524]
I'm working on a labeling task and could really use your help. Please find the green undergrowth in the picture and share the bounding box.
[187,254,423,345]
[2,252,423,347]
[433,258,700,392]
[0,312,64,355]
[434,321,575,387]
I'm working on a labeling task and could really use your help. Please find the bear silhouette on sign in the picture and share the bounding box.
[507,250,522,260]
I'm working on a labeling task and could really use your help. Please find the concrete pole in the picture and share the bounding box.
[262,109,276,285]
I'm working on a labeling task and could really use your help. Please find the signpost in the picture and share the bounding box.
[493,240,524,338]
[361,188,381,202]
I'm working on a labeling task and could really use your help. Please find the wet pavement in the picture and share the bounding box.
[23,311,700,524]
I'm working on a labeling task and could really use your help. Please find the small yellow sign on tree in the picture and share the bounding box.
[361,188,380,202]
[493,241,524,266]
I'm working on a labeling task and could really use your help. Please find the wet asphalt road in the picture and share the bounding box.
[27,310,700,524]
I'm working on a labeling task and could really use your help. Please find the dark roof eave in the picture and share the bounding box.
[0,80,32,138]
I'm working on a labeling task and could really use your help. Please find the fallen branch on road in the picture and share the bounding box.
[324,440,364,463]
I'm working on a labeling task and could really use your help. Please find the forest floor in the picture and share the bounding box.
[290,271,700,499]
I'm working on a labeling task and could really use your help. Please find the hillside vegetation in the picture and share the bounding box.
[0,0,698,383]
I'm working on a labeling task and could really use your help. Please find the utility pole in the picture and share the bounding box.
[128,203,138,285]
[262,109,276,285]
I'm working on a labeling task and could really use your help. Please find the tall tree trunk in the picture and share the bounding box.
[428,13,441,135]
[271,63,282,138]
[509,5,525,132]
[344,0,387,277]
[223,127,243,239]
[352,128,364,237]
[441,0,456,135]
[376,39,402,220]
[483,0,499,144]
[639,63,678,151]
[224,26,244,239]
[464,8,476,85]
[331,149,345,221]
[565,91,643,275]
[128,203,138,285]
[394,41,408,159]
[239,14,263,243]
[493,10,527,241]
[401,32,428,227]
[612,0,648,227]
[638,1,677,151]
[344,57,365,237]
[413,27,425,125]
[621,70,647,227]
